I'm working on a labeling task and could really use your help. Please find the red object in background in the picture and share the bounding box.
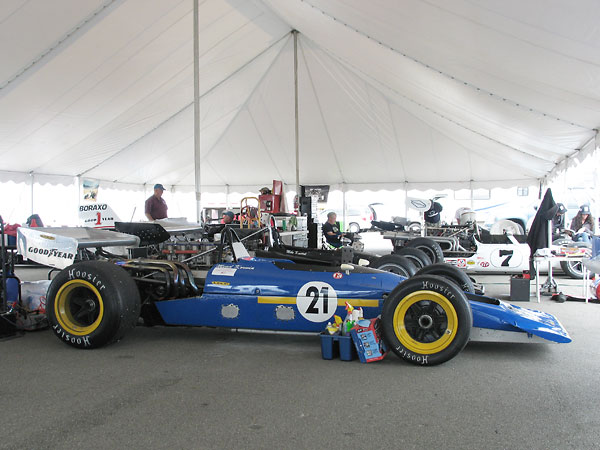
[4,223,21,237]
[259,194,281,213]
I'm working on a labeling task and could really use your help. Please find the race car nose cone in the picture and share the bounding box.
[418,314,433,329]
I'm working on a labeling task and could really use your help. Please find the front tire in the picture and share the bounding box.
[47,261,141,349]
[405,238,444,263]
[381,275,472,365]
[394,246,432,269]
[371,255,417,278]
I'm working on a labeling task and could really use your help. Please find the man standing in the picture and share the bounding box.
[145,184,168,220]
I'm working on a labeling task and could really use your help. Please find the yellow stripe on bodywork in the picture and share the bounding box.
[257,296,379,307]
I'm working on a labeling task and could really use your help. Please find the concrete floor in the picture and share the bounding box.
[2,267,599,450]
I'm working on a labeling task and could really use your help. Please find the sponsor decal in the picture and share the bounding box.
[467,261,476,266]
[68,269,106,291]
[53,324,91,347]
[479,261,490,267]
[394,345,429,365]
[28,247,74,260]
[211,281,230,286]
[421,280,456,301]
[79,204,108,212]
[213,266,237,276]
[333,272,343,279]
[456,259,467,269]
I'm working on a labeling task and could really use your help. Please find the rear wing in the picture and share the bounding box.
[17,227,140,269]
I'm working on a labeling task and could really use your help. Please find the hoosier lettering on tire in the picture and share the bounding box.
[46,261,140,349]
[381,275,472,366]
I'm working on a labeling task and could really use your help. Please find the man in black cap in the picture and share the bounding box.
[222,211,235,224]
[145,184,168,220]
[570,204,595,243]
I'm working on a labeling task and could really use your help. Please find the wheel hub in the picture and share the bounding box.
[418,314,433,329]
[85,298,97,311]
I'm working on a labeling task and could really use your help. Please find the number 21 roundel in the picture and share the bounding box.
[296,281,338,322]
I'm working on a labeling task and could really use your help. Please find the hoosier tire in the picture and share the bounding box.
[371,255,417,278]
[394,246,432,269]
[405,238,444,264]
[415,263,476,293]
[47,261,141,349]
[381,275,472,366]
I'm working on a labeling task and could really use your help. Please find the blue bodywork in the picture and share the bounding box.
[154,257,570,343]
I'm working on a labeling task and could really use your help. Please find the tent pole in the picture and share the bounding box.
[470,180,474,210]
[30,172,34,216]
[293,30,300,200]
[193,0,201,223]
[404,182,408,220]
[342,183,347,232]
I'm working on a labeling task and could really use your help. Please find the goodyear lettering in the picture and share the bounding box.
[421,280,456,301]
[79,204,108,212]
[395,345,428,365]
[67,269,106,291]
[28,247,74,260]
[53,324,91,347]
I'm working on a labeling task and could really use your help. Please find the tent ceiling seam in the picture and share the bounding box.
[201,33,291,162]
[386,99,407,182]
[550,131,598,174]
[1,0,192,158]
[247,110,285,181]
[298,37,345,183]
[365,83,391,181]
[78,32,290,178]
[299,0,592,131]
[315,39,560,166]
[0,0,119,92]
[173,33,292,185]
[424,0,600,70]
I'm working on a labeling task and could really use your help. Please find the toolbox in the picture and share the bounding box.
[510,274,531,301]
[319,332,356,361]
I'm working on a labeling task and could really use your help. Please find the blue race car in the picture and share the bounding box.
[45,227,570,366]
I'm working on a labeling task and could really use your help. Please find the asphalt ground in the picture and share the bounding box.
[2,267,599,450]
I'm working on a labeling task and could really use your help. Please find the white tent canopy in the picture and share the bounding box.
[0,0,599,192]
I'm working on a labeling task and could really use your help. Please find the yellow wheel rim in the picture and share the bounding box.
[54,280,104,336]
[392,290,458,354]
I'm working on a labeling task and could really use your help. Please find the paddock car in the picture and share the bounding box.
[18,225,570,366]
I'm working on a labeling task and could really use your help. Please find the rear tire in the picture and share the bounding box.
[405,238,444,263]
[560,260,584,279]
[415,263,475,293]
[371,255,417,278]
[47,261,140,349]
[381,275,472,365]
[394,247,432,269]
